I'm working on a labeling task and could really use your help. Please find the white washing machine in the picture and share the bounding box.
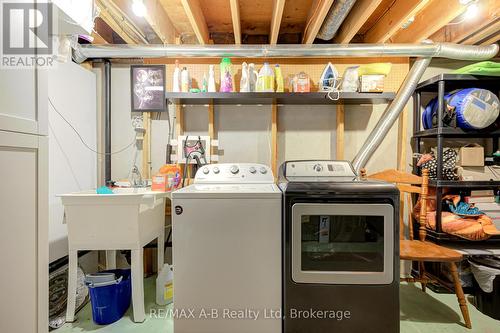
[171,163,282,333]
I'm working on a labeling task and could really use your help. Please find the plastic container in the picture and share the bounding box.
[156,263,174,305]
[220,58,234,92]
[256,62,275,92]
[470,256,500,320]
[159,164,182,191]
[172,60,181,92]
[274,64,284,92]
[208,65,216,92]
[85,269,132,325]
[293,72,310,93]
[240,62,250,92]
[181,67,190,92]
[248,63,257,92]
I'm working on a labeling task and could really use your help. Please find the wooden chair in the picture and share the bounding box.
[361,168,472,329]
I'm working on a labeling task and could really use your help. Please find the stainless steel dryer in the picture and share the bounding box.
[279,160,400,333]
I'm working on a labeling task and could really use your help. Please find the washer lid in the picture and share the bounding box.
[172,183,281,199]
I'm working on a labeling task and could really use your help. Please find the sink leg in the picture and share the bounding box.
[131,248,145,323]
[158,230,165,272]
[66,249,78,322]
[106,250,116,269]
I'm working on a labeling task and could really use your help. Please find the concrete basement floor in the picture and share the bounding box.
[58,279,500,333]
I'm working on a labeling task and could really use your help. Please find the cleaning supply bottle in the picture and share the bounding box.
[208,65,216,92]
[219,57,234,92]
[248,63,257,92]
[256,62,275,92]
[202,73,208,92]
[181,67,190,92]
[274,64,284,92]
[156,263,173,305]
[172,60,181,92]
[240,62,250,92]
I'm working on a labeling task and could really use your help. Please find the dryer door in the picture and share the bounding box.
[291,203,394,284]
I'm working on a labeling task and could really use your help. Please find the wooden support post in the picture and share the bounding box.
[271,100,278,178]
[397,107,408,171]
[208,99,216,160]
[142,112,151,178]
[175,103,184,136]
[336,104,344,160]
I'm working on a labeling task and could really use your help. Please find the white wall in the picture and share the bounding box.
[48,62,97,262]
[110,66,341,177]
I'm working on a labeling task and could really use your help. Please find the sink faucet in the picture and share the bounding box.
[130,165,146,188]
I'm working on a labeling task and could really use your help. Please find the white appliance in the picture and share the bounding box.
[172,163,281,333]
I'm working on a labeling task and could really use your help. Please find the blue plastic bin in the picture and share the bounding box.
[85,269,132,325]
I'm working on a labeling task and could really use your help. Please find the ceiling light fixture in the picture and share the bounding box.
[464,3,479,19]
[132,0,147,17]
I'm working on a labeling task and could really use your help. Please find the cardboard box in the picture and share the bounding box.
[359,75,384,93]
[458,166,499,181]
[459,144,484,166]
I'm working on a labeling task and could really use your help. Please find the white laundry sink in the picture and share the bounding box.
[58,188,169,250]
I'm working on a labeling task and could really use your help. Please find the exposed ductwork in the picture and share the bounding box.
[351,57,432,172]
[72,43,499,63]
[316,0,357,41]
[73,42,499,174]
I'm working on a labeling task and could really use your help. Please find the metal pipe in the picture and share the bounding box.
[316,0,357,40]
[72,43,499,63]
[351,57,432,172]
[104,59,112,184]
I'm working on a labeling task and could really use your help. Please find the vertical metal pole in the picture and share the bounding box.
[436,80,445,234]
[104,60,112,184]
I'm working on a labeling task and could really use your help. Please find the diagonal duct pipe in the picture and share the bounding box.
[316,0,357,40]
[351,57,431,172]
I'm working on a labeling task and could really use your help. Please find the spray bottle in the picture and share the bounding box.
[181,67,190,92]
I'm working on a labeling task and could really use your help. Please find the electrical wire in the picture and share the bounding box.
[49,97,137,155]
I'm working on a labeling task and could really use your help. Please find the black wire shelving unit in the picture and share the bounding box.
[412,74,500,243]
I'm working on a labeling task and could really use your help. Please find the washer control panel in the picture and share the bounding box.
[285,160,356,178]
[195,163,274,183]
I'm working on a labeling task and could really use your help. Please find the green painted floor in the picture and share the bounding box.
[58,279,499,333]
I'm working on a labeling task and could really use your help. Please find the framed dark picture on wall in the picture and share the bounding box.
[130,65,166,112]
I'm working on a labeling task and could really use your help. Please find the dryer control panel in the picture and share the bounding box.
[194,163,275,184]
[284,160,357,178]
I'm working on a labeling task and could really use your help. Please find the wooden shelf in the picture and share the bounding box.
[416,74,498,92]
[429,180,500,188]
[413,127,500,138]
[165,92,396,105]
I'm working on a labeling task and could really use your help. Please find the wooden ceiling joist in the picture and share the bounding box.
[429,0,499,44]
[96,0,146,44]
[390,0,466,43]
[91,31,109,44]
[463,18,500,45]
[229,0,242,44]
[302,0,334,44]
[364,0,429,43]
[143,0,177,44]
[180,0,210,44]
[270,0,286,45]
[333,0,383,44]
